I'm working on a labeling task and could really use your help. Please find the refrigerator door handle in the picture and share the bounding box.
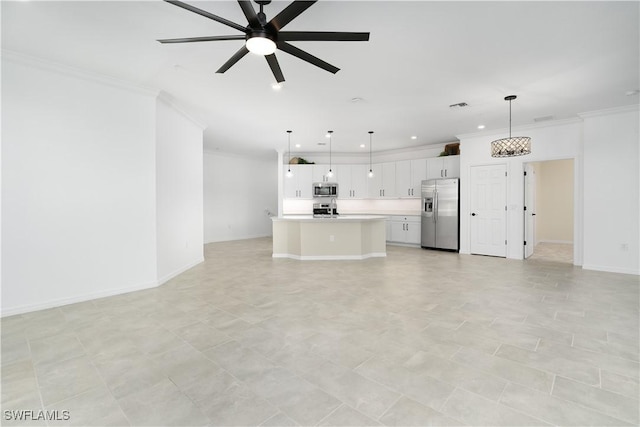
[433,190,438,223]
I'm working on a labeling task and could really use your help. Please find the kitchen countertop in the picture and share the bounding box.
[272,215,388,222]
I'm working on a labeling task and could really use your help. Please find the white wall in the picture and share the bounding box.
[581,107,639,275]
[155,97,204,284]
[458,120,583,263]
[2,56,158,315]
[535,159,574,243]
[459,106,640,276]
[204,151,277,242]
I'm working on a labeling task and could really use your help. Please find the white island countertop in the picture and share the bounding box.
[272,215,388,222]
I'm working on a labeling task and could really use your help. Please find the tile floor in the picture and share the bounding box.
[528,243,574,264]
[1,237,638,426]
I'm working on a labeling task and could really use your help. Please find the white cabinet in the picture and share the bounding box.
[312,164,337,183]
[388,216,421,245]
[368,162,396,198]
[426,155,460,180]
[337,164,368,199]
[396,159,427,198]
[284,164,313,199]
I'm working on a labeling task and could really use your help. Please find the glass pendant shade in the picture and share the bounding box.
[491,95,531,158]
[491,136,531,157]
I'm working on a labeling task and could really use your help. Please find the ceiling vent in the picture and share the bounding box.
[449,102,468,108]
[317,142,327,146]
[534,115,554,122]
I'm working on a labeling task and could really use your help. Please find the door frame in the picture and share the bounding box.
[523,158,577,263]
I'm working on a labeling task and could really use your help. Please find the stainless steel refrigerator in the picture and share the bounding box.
[421,179,460,252]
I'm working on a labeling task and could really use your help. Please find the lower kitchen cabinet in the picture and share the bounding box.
[388,215,421,245]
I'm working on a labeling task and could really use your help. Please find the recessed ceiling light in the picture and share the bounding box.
[360,144,366,148]
[271,83,282,90]
[410,136,417,140]
[477,125,485,129]
[325,133,331,138]
[295,144,301,148]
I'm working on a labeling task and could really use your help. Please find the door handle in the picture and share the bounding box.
[433,191,438,223]
[471,213,476,216]
[532,213,536,216]
[444,169,447,177]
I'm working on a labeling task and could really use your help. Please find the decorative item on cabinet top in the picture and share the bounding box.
[289,157,314,164]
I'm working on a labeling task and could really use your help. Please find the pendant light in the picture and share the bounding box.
[491,95,531,157]
[326,130,334,178]
[368,131,374,178]
[286,130,293,178]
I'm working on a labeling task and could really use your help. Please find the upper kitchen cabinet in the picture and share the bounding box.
[283,164,313,199]
[336,164,368,199]
[426,155,460,180]
[312,164,337,183]
[396,159,427,198]
[368,162,396,198]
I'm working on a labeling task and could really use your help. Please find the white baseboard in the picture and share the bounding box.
[1,257,206,317]
[273,252,386,260]
[205,234,271,244]
[386,242,421,248]
[1,280,159,318]
[157,257,205,285]
[582,264,639,276]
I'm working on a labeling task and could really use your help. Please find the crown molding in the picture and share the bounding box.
[157,91,207,130]
[578,103,639,119]
[456,117,583,140]
[2,49,159,97]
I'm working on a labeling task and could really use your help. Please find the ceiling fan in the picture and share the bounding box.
[158,0,370,83]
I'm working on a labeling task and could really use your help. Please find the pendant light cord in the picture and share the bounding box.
[509,99,512,139]
[287,130,292,172]
[369,131,374,172]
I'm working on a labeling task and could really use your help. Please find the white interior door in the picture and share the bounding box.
[470,164,507,257]
[524,163,537,258]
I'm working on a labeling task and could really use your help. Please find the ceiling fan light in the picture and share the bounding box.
[246,36,276,55]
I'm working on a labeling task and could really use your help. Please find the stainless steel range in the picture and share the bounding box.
[313,202,338,218]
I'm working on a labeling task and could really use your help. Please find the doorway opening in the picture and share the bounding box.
[523,159,574,264]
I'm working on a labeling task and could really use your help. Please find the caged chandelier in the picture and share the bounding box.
[490,95,531,158]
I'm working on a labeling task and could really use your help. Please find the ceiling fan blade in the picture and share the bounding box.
[237,0,261,28]
[277,42,339,74]
[216,46,250,73]
[158,35,246,44]
[268,1,317,32]
[164,0,248,33]
[265,54,285,83]
[278,31,370,42]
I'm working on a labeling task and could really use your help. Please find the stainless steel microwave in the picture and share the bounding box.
[313,182,338,197]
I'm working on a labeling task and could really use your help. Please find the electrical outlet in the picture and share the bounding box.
[620,243,629,252]
[329,235,335,242]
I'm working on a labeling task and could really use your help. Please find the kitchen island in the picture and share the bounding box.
[271,215,387,260]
